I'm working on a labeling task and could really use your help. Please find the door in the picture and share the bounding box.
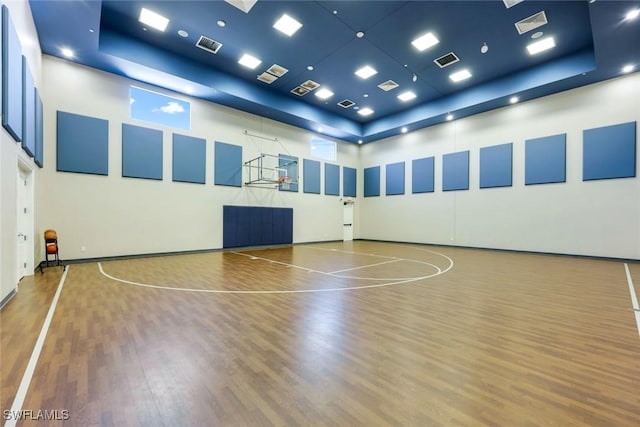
[343,202,354,241]
[17,169,29,280]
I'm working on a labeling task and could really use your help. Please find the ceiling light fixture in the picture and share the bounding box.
[412,73,417,82]
[358,107,374,116]
[358,139,363,144]
[622,64,635,73]
[307,65,314,71]
[178,30,189,38]
[401,127,408,133]
[531,31,544,39]
[397,91,417,102]
[446,113,454,121]
[481,42,488,54]
[356,31,365,38]
[449,69,472,82]
[61,47,74,58]
[526,36,555,55]
[625,9,640,20]
[273,14,302,36]
[510,96,519,104]
[238,53,262,69]
[138,8,169,32]
[315,88,334,99]
[411,32,439,51]
[355,65,377,79]
[217,20,226,27]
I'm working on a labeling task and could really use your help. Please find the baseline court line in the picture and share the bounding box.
[5,267,69,427]
[623,263,640,336]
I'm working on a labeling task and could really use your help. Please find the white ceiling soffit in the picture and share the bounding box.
[515,11,548,35]
[503,0,524,9]
[224,0,259,13]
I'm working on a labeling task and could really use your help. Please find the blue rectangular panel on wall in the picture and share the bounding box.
[443,151,470,191]
[364,166,381,197]
[57,111,109,175]
[278,154,299,192]
[386,162,405,195]
[583,122,636,181]
[412,157,434,194]
[525,134,566,185]
[122,124,163,180]
[480,143,513,188]
[2,6,23,142]
[303,158,321,194]
[223,206,293,248]
[34,89,43,167]
[21,56,35,157]
[214,141,242,187]
[343,166,356,197]
[173,133,206,184]
[325,163,340,196]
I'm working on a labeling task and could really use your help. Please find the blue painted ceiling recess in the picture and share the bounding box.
[30,1,640,143]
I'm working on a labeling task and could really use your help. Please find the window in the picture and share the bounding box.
[310,138,336,162]
[129,86,190,131]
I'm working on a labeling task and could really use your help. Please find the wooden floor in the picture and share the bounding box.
[2,241,640,426]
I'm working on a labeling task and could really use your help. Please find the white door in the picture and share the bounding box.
[17,169,29,280]
[343,202,354,241]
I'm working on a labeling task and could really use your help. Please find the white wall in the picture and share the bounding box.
[0,0,42,303]
[358,72,640,259]
[40,56,359,260]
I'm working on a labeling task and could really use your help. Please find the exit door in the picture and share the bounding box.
[17,169,29,279]
[343,202,353,241]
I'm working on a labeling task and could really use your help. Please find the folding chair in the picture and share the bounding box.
[41,229,61,273]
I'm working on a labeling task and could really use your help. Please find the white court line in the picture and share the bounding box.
[328,258,401,274]
[5,267,69,427]
[623,263,640,336]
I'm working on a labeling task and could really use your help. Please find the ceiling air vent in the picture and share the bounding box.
[301,80,320,91]
[267,64,288,77]
[338,99,355,108]
[195,35,222,54]
[503,0,524,9]
[515,11,548,35]
[434,52,459,68]
[377,80,399,91]
[257,72,278,84]
[291,86,309,96]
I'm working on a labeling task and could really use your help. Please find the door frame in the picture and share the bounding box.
[17,155,35,281]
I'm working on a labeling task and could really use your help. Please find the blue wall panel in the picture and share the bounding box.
[57,111,109,175]
[525,134,566,185]
[122,124,163,180]
[214,141,242,187]
[222,206,237,248]
[279,154,299,192]
[325,163,340,196]
[343,166,357,197]
[442,151,469,191]
[21,56,35,157]
[2,6,22,142]
[386,162,405,195]
[303,159,321,194]
[34,89,43,167]
[480,143,513,188]
[223,206,293,248]
[364,166,381,197]
[583,122,636,181]
[173,133,206,184]
[412,156,434,194]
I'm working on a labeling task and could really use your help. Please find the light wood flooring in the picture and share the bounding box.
[2,241,640,426]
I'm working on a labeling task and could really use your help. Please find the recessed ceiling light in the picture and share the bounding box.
[531,31,544,39]
[446,114,454,121]
[217,20,226,27]
[449,69,472,82]
[363,94,369,98]
[510,96,519,104]
[138,8,169,32]
[526,36,555,55]
[61,47,74,58]
[273,14,302,36]
[355,65,377,79]
[401,127,408,133]
[89,29,95,33]
[358,107,374,116]
[411,32,439,51]
[178,30,189,38]
[307,65,314,71]
[622,64,635,73]
[315,88,334,99]
[625,9,640,20]
[397,91,416,102]
[356,31,365,38]
[358,139,363,144]
[238,53,262,69]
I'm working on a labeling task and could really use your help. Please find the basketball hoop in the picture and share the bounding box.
[278,175,292,190]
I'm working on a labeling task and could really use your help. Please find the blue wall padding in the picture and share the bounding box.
[364,166,381,197]
[303,159,321,194]
[583,122,636,181]
[325,163,340,196]
[525,134,566,185]
[480,143,513,188]
[34,89,44,167]
[214,141,243,187]
[173,133,206,184]
[223,205,293,248]
[21,56,35,157]
[122,124,163,180]
[412,156,434,193]
[57,111,109,175]
[278,154,299,192]
[2,6,23,142]
[343,166,357,197]
[442,151,470,191]
[386,162,405,195]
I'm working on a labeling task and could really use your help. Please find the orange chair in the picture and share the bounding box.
[41,229,61,272]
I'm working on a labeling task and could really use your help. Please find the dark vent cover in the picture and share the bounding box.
[196,36,223,54]
[434,52,460,68]
[338,99,355,108]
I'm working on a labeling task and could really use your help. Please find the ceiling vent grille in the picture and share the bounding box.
[257,72,278,84]
[301,80,320,91]
[267,64,288,77]
[338,99,355,108]
[503,0,524,8]
[195,36,222,54]
[434,52,459,68]
[291,86,309,96]
[377,80,399,91]
[515,11,548,35]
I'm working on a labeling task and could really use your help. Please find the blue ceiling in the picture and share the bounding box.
[29,0,640,143]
